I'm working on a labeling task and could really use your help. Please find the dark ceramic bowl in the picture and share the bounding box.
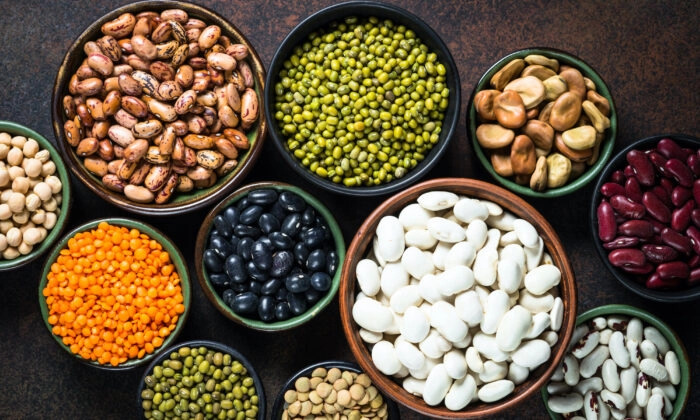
[137,339,266,419]
[195,181,346,332]
[541,304,691,419]
[0,121,72,271]
[271,360,400,419]
[590,134,700,302]
[339,178,577,418]
[38,218,191,370]
[265,0,460,196]
[51,0,266,216]
[468,47,617,198]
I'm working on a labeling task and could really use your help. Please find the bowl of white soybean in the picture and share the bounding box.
[338,177,578,418]
[541,304,690,419]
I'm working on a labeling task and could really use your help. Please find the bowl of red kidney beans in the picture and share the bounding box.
[590,134,700,302]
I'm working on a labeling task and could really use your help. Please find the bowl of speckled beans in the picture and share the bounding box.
[265,0,461,196]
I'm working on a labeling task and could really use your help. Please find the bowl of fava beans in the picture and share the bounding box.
[590,134,700,302]
[138,340,265,420]
[0,121,72,271]
[195,182,345,331]
[468,47,617,197]
[51,1,266,216]
[39,218,190,369]
[265,1,460,196]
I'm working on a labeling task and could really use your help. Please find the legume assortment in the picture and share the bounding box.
[0,132,63,260]
[273,16,449,187]
[43,221,185,366]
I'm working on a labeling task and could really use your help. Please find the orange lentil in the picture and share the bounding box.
[43,222,185,367]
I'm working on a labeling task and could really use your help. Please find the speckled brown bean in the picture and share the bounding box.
[121,96,148,118]
[144,164,171,192]
[145,146,171,165]
[76,104,94,127]
[98,139,114,161]
[86,98,105,121]
[129,161,152,186]
[510,135,537,175]
[185,115,207,134]
[159,126,176,155]
[64,120,81,147]
[118,74,142,96]
[149,61,175,82]
[102,174,126,192]
[131,70,159,96]
[114,109,138,129]
[103,77,120,92]
[156,80,183,102]
[63,95,76,119]
[151,22,172,43]
[108,125,135,148]
[176,175,194,192]
[123,139,149,162]
[154,173,179,204]
[123,184,154,203]
[116,159,138,180]
[240,88,258,129]
[198,25,221,49]
[76,138,99,156]
[549,92,582,131]
[131,34,157,60]
[196,150,225,170]
[132,17,152,38]
[126,54,151,72]
[493,90,527,129]
[76,78,103,96]
[223,128,250,150]
[92,121,110,139]
[86,53,113,77]
[84,157,108,176]
[186,165,213,182]
[101,13,136,38]
[238,62,255,88]
[102,91,121,117]
[214,137,238,159]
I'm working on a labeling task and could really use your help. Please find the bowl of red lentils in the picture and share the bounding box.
[38,218,191,370]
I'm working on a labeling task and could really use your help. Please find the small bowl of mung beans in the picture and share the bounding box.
[265,0,460,196]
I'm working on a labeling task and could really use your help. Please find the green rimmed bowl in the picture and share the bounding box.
[195,181,346,332]
[38,217,191,370]
[541,304,691,419]
[0,120,72,271]
[468,47,617,198]
[51,0,266,216]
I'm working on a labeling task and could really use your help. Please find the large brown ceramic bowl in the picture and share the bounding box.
[339,178,577,418]
[51,0,266,216]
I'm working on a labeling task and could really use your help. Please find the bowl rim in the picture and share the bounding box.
[194,181,346,332]
[50,0,267,216]
[339,177,578,418]
[540,303,691,419]
[0,120,73,271]
[467,46,618,198]
[38,217,191,370]
[136,339,266,420]
[264,0,461,197]
[270,359,401,419]
[589,133,700,302]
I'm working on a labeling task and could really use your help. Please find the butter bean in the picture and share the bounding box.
[510,135,537,175]
[490,151,513,177]
[490,59,525,91]
[562,125,596,151]
[476,124,515,149]
[494,91,527,129]
[504,76,546,109]
[546,153,572,188]
[582,100,611,133]
[473,89,499,121]
[524,54,559,71]
[522,64,557,80]
[542,75,568,101]
[559,67,586,101]
[549,91,582,131]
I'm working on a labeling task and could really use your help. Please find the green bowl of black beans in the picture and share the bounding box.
[265,0,460,196]
[137,340,265,420]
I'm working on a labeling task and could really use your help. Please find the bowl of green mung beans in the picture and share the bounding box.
[265,0,460,196]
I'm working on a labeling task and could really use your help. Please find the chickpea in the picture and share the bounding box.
[41,161,56,177]
[43,197,58,212]
[43,212,57,229]
[23,158,42,178]
[12,210,29,225]
[0,144,8,160]
[6,227,21,247]
[12,177,30,194]
[8,192,25,213]
[45,176,62,194]
[2,247,19,259]
[0,132,10,145]
[0,233,7,252]
[10,136,27,148]
[34,149,50,163]
[18,241,33,255]
[25,193,41,212]
[1,189,12,202]
[0,204,10,220]
[0,220,13,234]
[0,167,9,187]
[33,182,52,201]
[8,165,24,180]
[23,139,40,157]
[30,209,46,225]
[6,147,23,166]
[23,227,42,245]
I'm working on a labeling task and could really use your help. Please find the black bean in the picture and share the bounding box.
[209,273,229,287]
[270,201,288,221]
[280,213,302,237]
[236,197,250,210]
[237,237,254,260]
[247,260,269,282]
[326,249,339,275]
[306,249,327,272]
[203,249,224,273]
[305,288,322,305]
[310,272,332,292]
[301,207,316,226]
[251,240,273,271]
[274,301,292,321]
[209,235,234,260]
[213,215,233,238]
[224,254,247,283]
[222,289,235,305]
[230,292,258,315]
[258,213,280,234]
[248,280,262,295]
[247,188,278,206]
[285,272,310,293]
[257,295,275,322]
[228,235,240,252]
[293,242,310,265]
[223,206,240,226]
[287,292,308,315]
[275,287,289,302]
[270,250,294,278]
[303,227,326,249]
[279,191,306,212]
[234,224,261,238]
[231,282,248,293]
[239,205,264,225]
[260,279,282,295]
[269,231,294,250]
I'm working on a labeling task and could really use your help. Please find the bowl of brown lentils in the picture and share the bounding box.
[51,0,266,215]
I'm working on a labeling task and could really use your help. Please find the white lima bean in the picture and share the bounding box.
[353,191,563,409]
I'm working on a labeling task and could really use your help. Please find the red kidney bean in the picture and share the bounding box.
[642,191,671,223]
[671,200,694,231]
[624,177,643,203]
[665,158,694,187]
[597,200,617,241]
[656,138,686,160]
[690,255,700,268]
[671,186,692,207]
[648,151,668,174]
[601,182,626,198]
[610,194,646,219]
[646,272,682,289]
[661,227,693,255]
[604,236,640,250]
[660,177,675,195]
[618,220,655,238]
[643,217,666,234]
[627,149,656,186]
[611,169,626,184]
[621,263,654,275]
[687,153,700,177]
[694,179,700,206]
[690,267,700,286]
[691,208,700,228]
[609,248,647,268]
[650,185,672,207]
[686,226,700,255]
[641,244,679,264]
[624,165,636,179]
[657,261,690,281]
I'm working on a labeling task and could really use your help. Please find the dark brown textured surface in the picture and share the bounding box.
[0,0,697,419]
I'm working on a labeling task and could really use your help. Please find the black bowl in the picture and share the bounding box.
[264,0,460,196]
[137,340,266,419]
[271,360,400,419]
[590,133,700,302]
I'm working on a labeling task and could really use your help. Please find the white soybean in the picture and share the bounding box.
[478,360,508,383]
[401,246,434,279]
[359,328,383,344]
[580,345,609,378]
[511,339,551,369]
[480,290,510,334]
[356,259,381,296]
[547,393,584,413]
[640,358,669,382]
[550,297,564,331]
[496,305,532,352]
[513,219,538,247]
[643,326,670,355]
[601,359,620,392]
[473,247,498,286]
[352,298,393,332]
[507,362,529,385]
[496,258,522,294]
[477,379,514,403]
[390,285,422,314]
[665,351,681,385]
[444,374,476,410]
[417,191,458,211]
[430,301,469,343]
[402,377,426,397]
[405,228,438,249]
[473,333,510,363]
[395,338,426,371]
[380,262,408,297]
[443,349,468,380]
[444,241,476,269]
[372,340,402,375]
[437,265,474,296]
[525,312,551,339]
[427,217,465,243]
[400,306,430,343]
[524,264,561,295]
[398,203,433,230]
[465,219,488,249]
[423,364,452,406]
[620,366,637,403]
[524,236,544,271]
